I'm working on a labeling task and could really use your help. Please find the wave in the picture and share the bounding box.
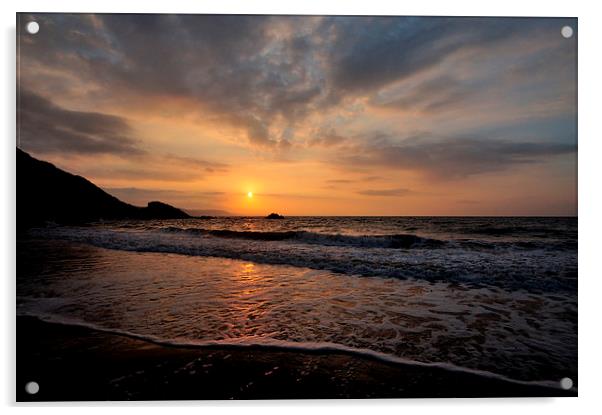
[18,311,570,391]
[162,227,446,249]
[461,225,575,238]
[24,226,578,293]
[160,226,575,251]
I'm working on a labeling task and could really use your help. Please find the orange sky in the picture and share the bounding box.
[17,14,577,216]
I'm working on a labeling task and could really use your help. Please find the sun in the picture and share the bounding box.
[247,191,253,198]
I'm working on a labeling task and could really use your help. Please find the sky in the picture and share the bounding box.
[17,14,577,216]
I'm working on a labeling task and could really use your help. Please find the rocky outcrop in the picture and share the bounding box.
[17,148,190,227]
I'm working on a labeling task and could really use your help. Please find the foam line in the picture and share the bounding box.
[19,311,573,392]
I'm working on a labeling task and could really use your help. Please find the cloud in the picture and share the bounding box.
[18,14,576,154]
[18,14,333,149]
[362,176,384,182]
[84,155,227,182]
[337,134,575,179]
[356,188,413,197]
[17,12,577,216]
[163,154,228,173]
[18,89,142,156]
[323,176,386,188]
[17,90,230,181]
[88,168,196,182]
[309,128,348,147]
[373,76,479,113]
[324,176,386,187]
[259,192,337,200]
[327,17,573,94]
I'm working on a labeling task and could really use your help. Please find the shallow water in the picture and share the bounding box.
[17,217,577,384]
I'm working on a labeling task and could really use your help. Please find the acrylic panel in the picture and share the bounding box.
[16,13,577,401]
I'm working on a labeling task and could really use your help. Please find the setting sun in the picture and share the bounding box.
[247,191,253,198]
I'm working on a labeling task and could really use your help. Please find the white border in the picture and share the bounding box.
[2,1,601,414]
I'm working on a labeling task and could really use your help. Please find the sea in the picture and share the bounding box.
[17,216,577,387]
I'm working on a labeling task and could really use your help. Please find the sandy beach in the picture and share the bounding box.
[16,316,575,401]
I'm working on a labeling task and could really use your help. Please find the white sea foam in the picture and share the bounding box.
[18,311,567,391]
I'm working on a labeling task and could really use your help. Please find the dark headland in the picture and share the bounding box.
[17,148,190,227]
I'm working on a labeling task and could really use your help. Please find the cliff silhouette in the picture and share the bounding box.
[17,148,190,227]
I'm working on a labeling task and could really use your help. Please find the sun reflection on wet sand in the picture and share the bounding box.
[222,262,275,337]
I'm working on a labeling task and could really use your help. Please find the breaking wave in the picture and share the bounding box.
[158,226,575,251]
[161,227,446,249]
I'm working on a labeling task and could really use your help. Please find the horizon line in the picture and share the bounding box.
[190,214,578,218]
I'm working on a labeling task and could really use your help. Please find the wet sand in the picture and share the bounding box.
[16,316,575,401]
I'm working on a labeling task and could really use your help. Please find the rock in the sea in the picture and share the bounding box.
[265,212,285,219]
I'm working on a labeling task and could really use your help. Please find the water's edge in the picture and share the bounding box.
[18,311,573,392]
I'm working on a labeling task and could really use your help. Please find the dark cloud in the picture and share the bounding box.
[338,134,575,179]
[19,14,332,148]
[17,89,229,180]
[356,188,413,197]
[18,13,577,160]
[18,89,142,156]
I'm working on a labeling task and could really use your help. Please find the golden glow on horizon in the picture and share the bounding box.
[247,191,253,198]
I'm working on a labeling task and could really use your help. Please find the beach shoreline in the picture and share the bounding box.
[16,316,575,401]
